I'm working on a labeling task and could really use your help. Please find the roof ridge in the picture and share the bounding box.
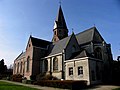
[15,52,25,60]
[53,34,72,44]
[31,36,51,43]
[76,26,96,36]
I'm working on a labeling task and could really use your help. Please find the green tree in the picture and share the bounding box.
[0,59,6,74]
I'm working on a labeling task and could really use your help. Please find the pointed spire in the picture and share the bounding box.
[55,5,67,30]
[52,5,68,42]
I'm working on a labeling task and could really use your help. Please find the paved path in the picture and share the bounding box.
[1,80,120,90]
[0,80,68,90]
[85,85,120,90]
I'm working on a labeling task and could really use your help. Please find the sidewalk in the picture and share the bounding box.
[0,80,69,90]
[86,85,120,90]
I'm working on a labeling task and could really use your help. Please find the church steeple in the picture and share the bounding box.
[52,5,68,42]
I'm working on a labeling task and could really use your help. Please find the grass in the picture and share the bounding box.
[0,81,39,90]
[113,88,120,90]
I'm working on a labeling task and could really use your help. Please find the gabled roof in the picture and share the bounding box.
[15,52,25,61]
[30,36,51,48]
[76,27,104,45]
[48,34,72,56]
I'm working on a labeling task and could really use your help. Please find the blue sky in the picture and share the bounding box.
[0,0,120,66]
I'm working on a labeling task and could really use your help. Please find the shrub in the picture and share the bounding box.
[36,73,58,81]
[34,80,87,89]
[36,73,46,81]
[30,75,36,80]
[11,74,23,82]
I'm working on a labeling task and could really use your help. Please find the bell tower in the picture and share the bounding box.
[52,5,68,42]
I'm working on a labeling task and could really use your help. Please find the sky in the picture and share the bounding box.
[0,0,120,66]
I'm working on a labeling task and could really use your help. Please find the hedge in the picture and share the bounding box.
[34,80,87,89]
[11,74,23,82]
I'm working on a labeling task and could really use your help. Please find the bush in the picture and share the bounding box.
[11,74,23,82]
[36,73,58,81]
[36,73,46,81]
[34,80,87,89]
[42,74,58,80]
[30,75,36,80]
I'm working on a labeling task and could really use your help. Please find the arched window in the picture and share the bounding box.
[17,63,19,73]
[53,57,58,71]
[94,47,102,60]
[26,56,30,72]
[20,62,22,73]
[54,31,57,35]
[44,59,48,72]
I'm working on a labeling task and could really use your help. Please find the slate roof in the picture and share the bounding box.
[55,5,68,29]
[70,49,94,59]
[30,36,51,48]
[48,35,72,56]
[15,52,25,61]
[76,27,104,45]
[48,26,104,56]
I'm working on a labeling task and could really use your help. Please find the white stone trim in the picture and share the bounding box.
[64,57,89,63]
[64,57,103,63]
[43,53,62,59]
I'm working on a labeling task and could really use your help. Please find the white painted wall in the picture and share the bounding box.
[65,58,90,85]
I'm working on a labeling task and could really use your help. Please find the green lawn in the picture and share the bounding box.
[113,88,120,90]
[0,81,39,90]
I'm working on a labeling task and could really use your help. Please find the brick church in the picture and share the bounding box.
[13,5,113,85]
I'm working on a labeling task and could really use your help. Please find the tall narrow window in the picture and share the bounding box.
[23,62,25,74]
[17,63,19,73]
[69,67,73,75]
[54,31,57,35]
[78,66,83,75]
[26,56,30,72]
[20,62,22,73]
[44,59,48,72]
[94,47,102,60]
[53,57,58,71]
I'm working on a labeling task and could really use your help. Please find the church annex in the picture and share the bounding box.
[13,5,113,85]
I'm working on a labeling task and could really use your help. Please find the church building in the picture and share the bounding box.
[13,5,113,85]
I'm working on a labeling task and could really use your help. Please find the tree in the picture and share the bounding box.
[0,59,6,74]
[0,59,4,74]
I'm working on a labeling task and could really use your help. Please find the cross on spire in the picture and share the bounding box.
[72,28,74,33]
[59,0,61,5]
